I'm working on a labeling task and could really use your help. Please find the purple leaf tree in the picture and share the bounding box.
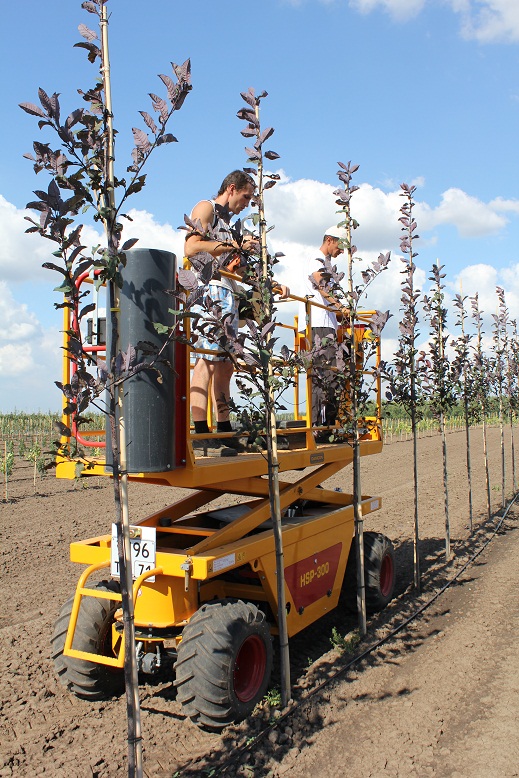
[20,2,191,773]
[381,183,425,590]
[470,293,492,520]
[452,292,479,534]
[422,263,459,559]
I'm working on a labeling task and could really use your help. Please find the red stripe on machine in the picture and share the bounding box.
[285,543,342,610]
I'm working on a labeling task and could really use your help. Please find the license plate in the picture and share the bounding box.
[110,524,156,582]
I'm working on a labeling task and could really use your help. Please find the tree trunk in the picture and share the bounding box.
[464,397,473,535]
[440,411,450,559]
[482,412,491,521]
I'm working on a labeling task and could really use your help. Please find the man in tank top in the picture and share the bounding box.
[185,170,260,453]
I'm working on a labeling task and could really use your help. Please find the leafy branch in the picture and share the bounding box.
[382,183,423,589]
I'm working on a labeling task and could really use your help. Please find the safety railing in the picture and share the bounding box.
[60,265,383,466]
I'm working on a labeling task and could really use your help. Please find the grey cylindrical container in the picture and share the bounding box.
[106,247,176,473]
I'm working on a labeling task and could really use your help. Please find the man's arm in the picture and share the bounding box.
[184,200,223,258]
[311,270,346,314]
[185,200,257,258]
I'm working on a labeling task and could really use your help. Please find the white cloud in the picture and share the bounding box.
[0,196,55,283]
[265,176,405,251]
[347,0,519,42]
[0,281,61,410]
[266,177,516,254]
[264,177,339,245]
[0,282,42,351]
[349,0,426,21]
[0,196,185,287]
[452,261,519,321]
[489,196,519,216]
[450,0,519,43]
[0,344,35,378]
[124,209,185,259]
[417,187,510,237]
[2,178,519,410]
[0,203,186,410]
[265,177,518,348]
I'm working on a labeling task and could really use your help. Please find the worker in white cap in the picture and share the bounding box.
[299,227,349,441]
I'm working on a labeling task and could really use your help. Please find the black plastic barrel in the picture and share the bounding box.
[106,247,176,473]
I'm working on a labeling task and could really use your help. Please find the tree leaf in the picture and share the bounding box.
[19,102,46,118]
[54,420,72,437]
[79,302,96,319]
[237,108,257,123]
[26,200,48,212]
[132,127,151,151]
[177,267,198,291]
[149,93,169,123]
[78,23,98,41]
[42,262,67,275]
[157,133,177,145]
[122,238,139,251]
[258,127,274,144]
[240,91,257,108]
[81,1,99,14]
[73,41,101,62]
[139,110,158,135]
[158,73,177,101]
[172,58,192,86]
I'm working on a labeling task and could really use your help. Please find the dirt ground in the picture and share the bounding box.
[1,426,518,777]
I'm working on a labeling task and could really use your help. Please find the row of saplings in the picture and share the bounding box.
[51,532,394,730]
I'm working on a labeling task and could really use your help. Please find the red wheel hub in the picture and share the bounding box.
[233,635,267,702]
[380,553,394,597]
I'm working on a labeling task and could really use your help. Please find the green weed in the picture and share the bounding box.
[330,627,360,654]
[264,687,281,707]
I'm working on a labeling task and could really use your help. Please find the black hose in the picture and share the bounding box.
[214,492,519,775]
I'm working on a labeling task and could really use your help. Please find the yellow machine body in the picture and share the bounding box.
[56,274,384,672]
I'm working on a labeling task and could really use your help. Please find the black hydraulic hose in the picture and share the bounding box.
[213,492,519,775]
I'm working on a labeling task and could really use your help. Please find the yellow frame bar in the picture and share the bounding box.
[63,561,163,668]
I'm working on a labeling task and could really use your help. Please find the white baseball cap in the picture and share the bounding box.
[324,226,348,240]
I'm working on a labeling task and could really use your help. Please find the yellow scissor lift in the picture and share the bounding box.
[51,262,395,730]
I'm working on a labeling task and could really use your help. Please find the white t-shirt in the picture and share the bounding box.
[298,254,338,331]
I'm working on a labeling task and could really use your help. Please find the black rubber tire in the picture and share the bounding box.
[344,531,396,613]
[51,580,124,700]
[174,599,273,731]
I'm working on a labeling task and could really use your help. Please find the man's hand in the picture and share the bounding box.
[242,237,260,253]
[275,284,290,299]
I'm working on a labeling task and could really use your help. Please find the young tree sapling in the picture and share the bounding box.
[20,2,191,773]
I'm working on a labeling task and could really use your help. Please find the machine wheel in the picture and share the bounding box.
[344,531,396,613]
[174,599,273,730]
[51,580,124,700]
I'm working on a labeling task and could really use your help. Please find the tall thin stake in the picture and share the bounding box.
[494,288,508,509]
[471,294,491,520]
[453,293,474,534]
[423,264,456,560]
[342,166,366,636]
[507,319,518,493]
[99,5,143,775]
[386,184,422,589]
[254,102,291,709]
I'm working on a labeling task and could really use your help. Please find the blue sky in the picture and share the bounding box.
[1,0,518,411]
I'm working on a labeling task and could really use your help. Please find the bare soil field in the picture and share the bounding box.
[1,426,518,777]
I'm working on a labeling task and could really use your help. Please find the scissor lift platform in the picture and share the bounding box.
[52,260,392,730]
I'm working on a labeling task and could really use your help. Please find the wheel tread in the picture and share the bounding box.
[175,599,272,731]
